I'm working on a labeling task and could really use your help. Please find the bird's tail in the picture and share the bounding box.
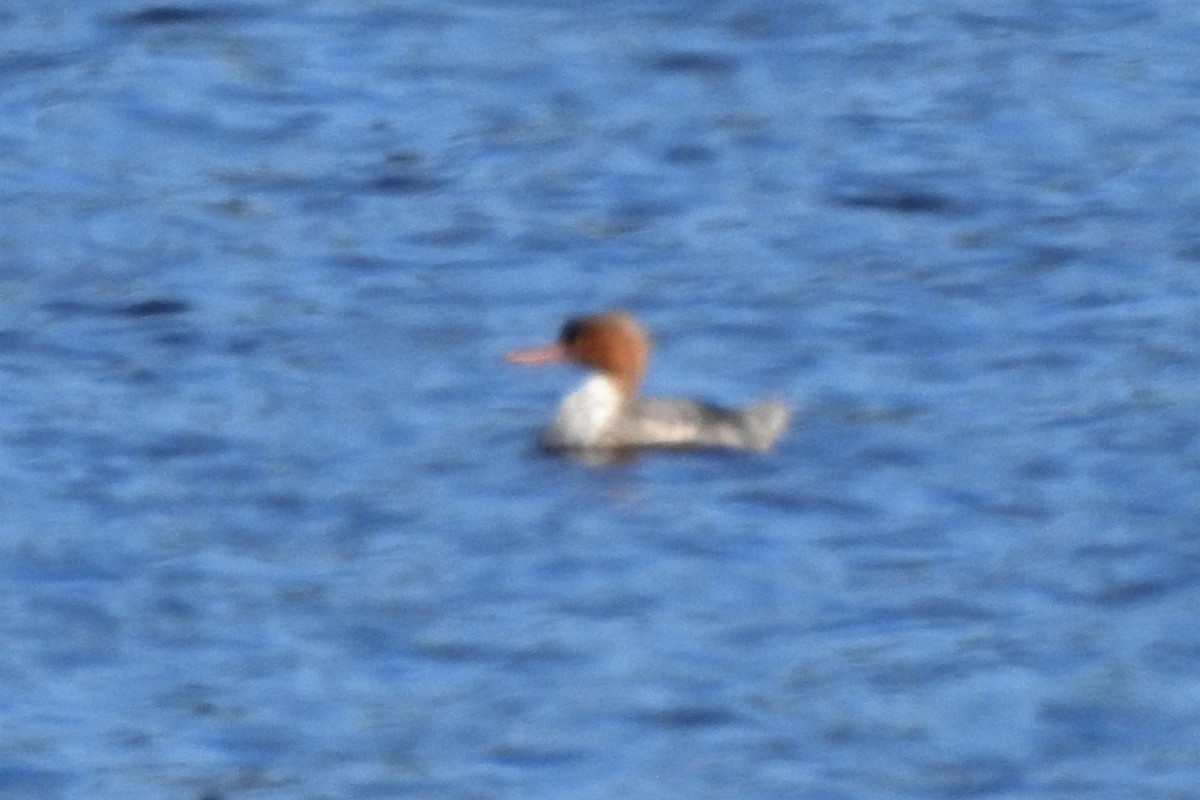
[738,399,789,450]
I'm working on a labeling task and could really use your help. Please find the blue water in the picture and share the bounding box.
[3,1,1200,798]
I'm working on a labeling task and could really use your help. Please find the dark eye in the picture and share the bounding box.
[559,319,584,344]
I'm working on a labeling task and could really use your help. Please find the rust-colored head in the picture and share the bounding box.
[505,309,650,395]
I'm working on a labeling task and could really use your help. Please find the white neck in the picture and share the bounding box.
[541,373,624,449]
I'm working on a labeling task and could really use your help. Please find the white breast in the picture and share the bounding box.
[539,374,623,449]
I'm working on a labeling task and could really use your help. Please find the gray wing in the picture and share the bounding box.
[620,397,787,450]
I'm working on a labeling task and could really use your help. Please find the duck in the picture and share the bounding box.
[505,310,788,452]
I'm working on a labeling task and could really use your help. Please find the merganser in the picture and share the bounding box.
[505,310,789,452]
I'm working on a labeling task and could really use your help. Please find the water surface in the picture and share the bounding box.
[2,2,1199,798]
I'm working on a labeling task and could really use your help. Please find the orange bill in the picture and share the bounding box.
[504,343,568,364]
